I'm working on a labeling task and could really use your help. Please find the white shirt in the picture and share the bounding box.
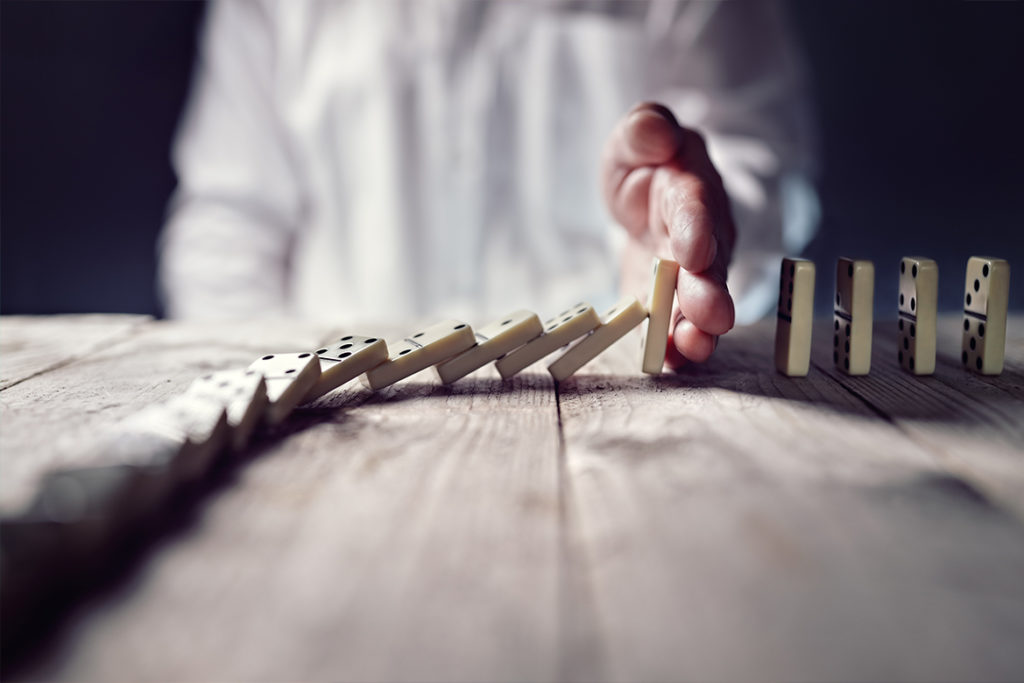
[159,0,817,325]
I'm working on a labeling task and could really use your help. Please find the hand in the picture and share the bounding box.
[602,102,736,368]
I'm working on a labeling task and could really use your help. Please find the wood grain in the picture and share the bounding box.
[0,314,149,391]
[558,321,1024,681]
[3,314,1023,682]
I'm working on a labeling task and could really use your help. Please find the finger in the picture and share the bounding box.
[649,164,719,273]
[602,103,684,236]
[675,264,734,336]
[671,317,718,364]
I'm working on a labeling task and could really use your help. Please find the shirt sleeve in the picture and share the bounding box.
[158,0,307,320]
[645,1,820,323]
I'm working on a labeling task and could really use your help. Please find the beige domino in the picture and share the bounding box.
[247,352,321,425]
[962,256,1010,375]
[363,319,476,390]
[548,297,648,382]
[897,257,938,375]
[304,335,389,403]
[774,257,816,376]
[494,303,601,379]
[123,395,230,485]
[435,310,543,384]
[186,369,268,452]
[833,258,874,375]
[640,257,680,375]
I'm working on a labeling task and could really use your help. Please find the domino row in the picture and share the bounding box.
[0,257,682,612]
[775,255,1011,377]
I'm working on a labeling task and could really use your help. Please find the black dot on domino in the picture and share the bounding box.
[341,335,353,341]
[844,358,849,370]
[413,332,424,338]
[285,369,295,374]
[219,381,230,388]
[576,307,587,314]
[966,293,972,306]
[848,264,853,277]
[845,324,850,337]
[547,324,557,331]
[562,316,572,323]
[974,279,980,292]
[454,324,466,330]
[339,343,352,350]
[979,323,985,337]
[845,340,850,352]
[910,297,916,311]
[262,355,274,360]
[901,261,906,274]
[983,264,990,277]
[246,370,256,375]
[316,348,328,354]
[909,356,915,371]
[910,323,916,337]
[963,318,970,331]
[365,338,378,343]
[834,319,839,331]
[400,349,411,356]
[339,352,351,359]
[502,320,512,325]
[298,353,310,358]
[900,293,905,306]
[912,264,918,278]
[970,337,976,350]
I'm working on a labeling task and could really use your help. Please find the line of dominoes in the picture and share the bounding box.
[1,257,681,614]
[775,255,1011,378]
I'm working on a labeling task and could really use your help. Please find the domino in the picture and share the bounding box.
[897,257,938,375]
[124,394,231,485]
[548,296,648,381]
[640,257,680,374]
[303,335,389,402]
[435,310,543,384]
[247,352,320,424]
[186,369,269,452]
[494,303,601,379]
[962,256,1010,375]
[363,319,476,390]
[833,258,874,375]
[774,257,816,376]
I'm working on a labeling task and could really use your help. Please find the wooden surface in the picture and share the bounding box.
[2,313,1024,682]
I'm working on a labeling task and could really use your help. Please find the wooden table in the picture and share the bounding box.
[2,314,1023,682]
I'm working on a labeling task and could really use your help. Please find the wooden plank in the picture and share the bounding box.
[0,319,334,515]
[0,314,150,390]
[558,321,1024,682]
[14,323,565,681]
[815,316,1024,520]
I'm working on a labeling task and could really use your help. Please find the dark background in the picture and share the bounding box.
[2,1,1022,318]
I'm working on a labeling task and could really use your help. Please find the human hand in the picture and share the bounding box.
[602,102,736,368]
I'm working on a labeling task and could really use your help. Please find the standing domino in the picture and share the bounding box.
[304,335,389,402]
[186,369,269,451]
[548,297,648,381]
[640,257,680,375]
[494,303,601,379]
[247,352,321,425]
[774,257,816,376]
[962,256,1010,375]
[834,258,874,375]
[435,310,543,384]
[363,320,476,390]
[897,257,938,375]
